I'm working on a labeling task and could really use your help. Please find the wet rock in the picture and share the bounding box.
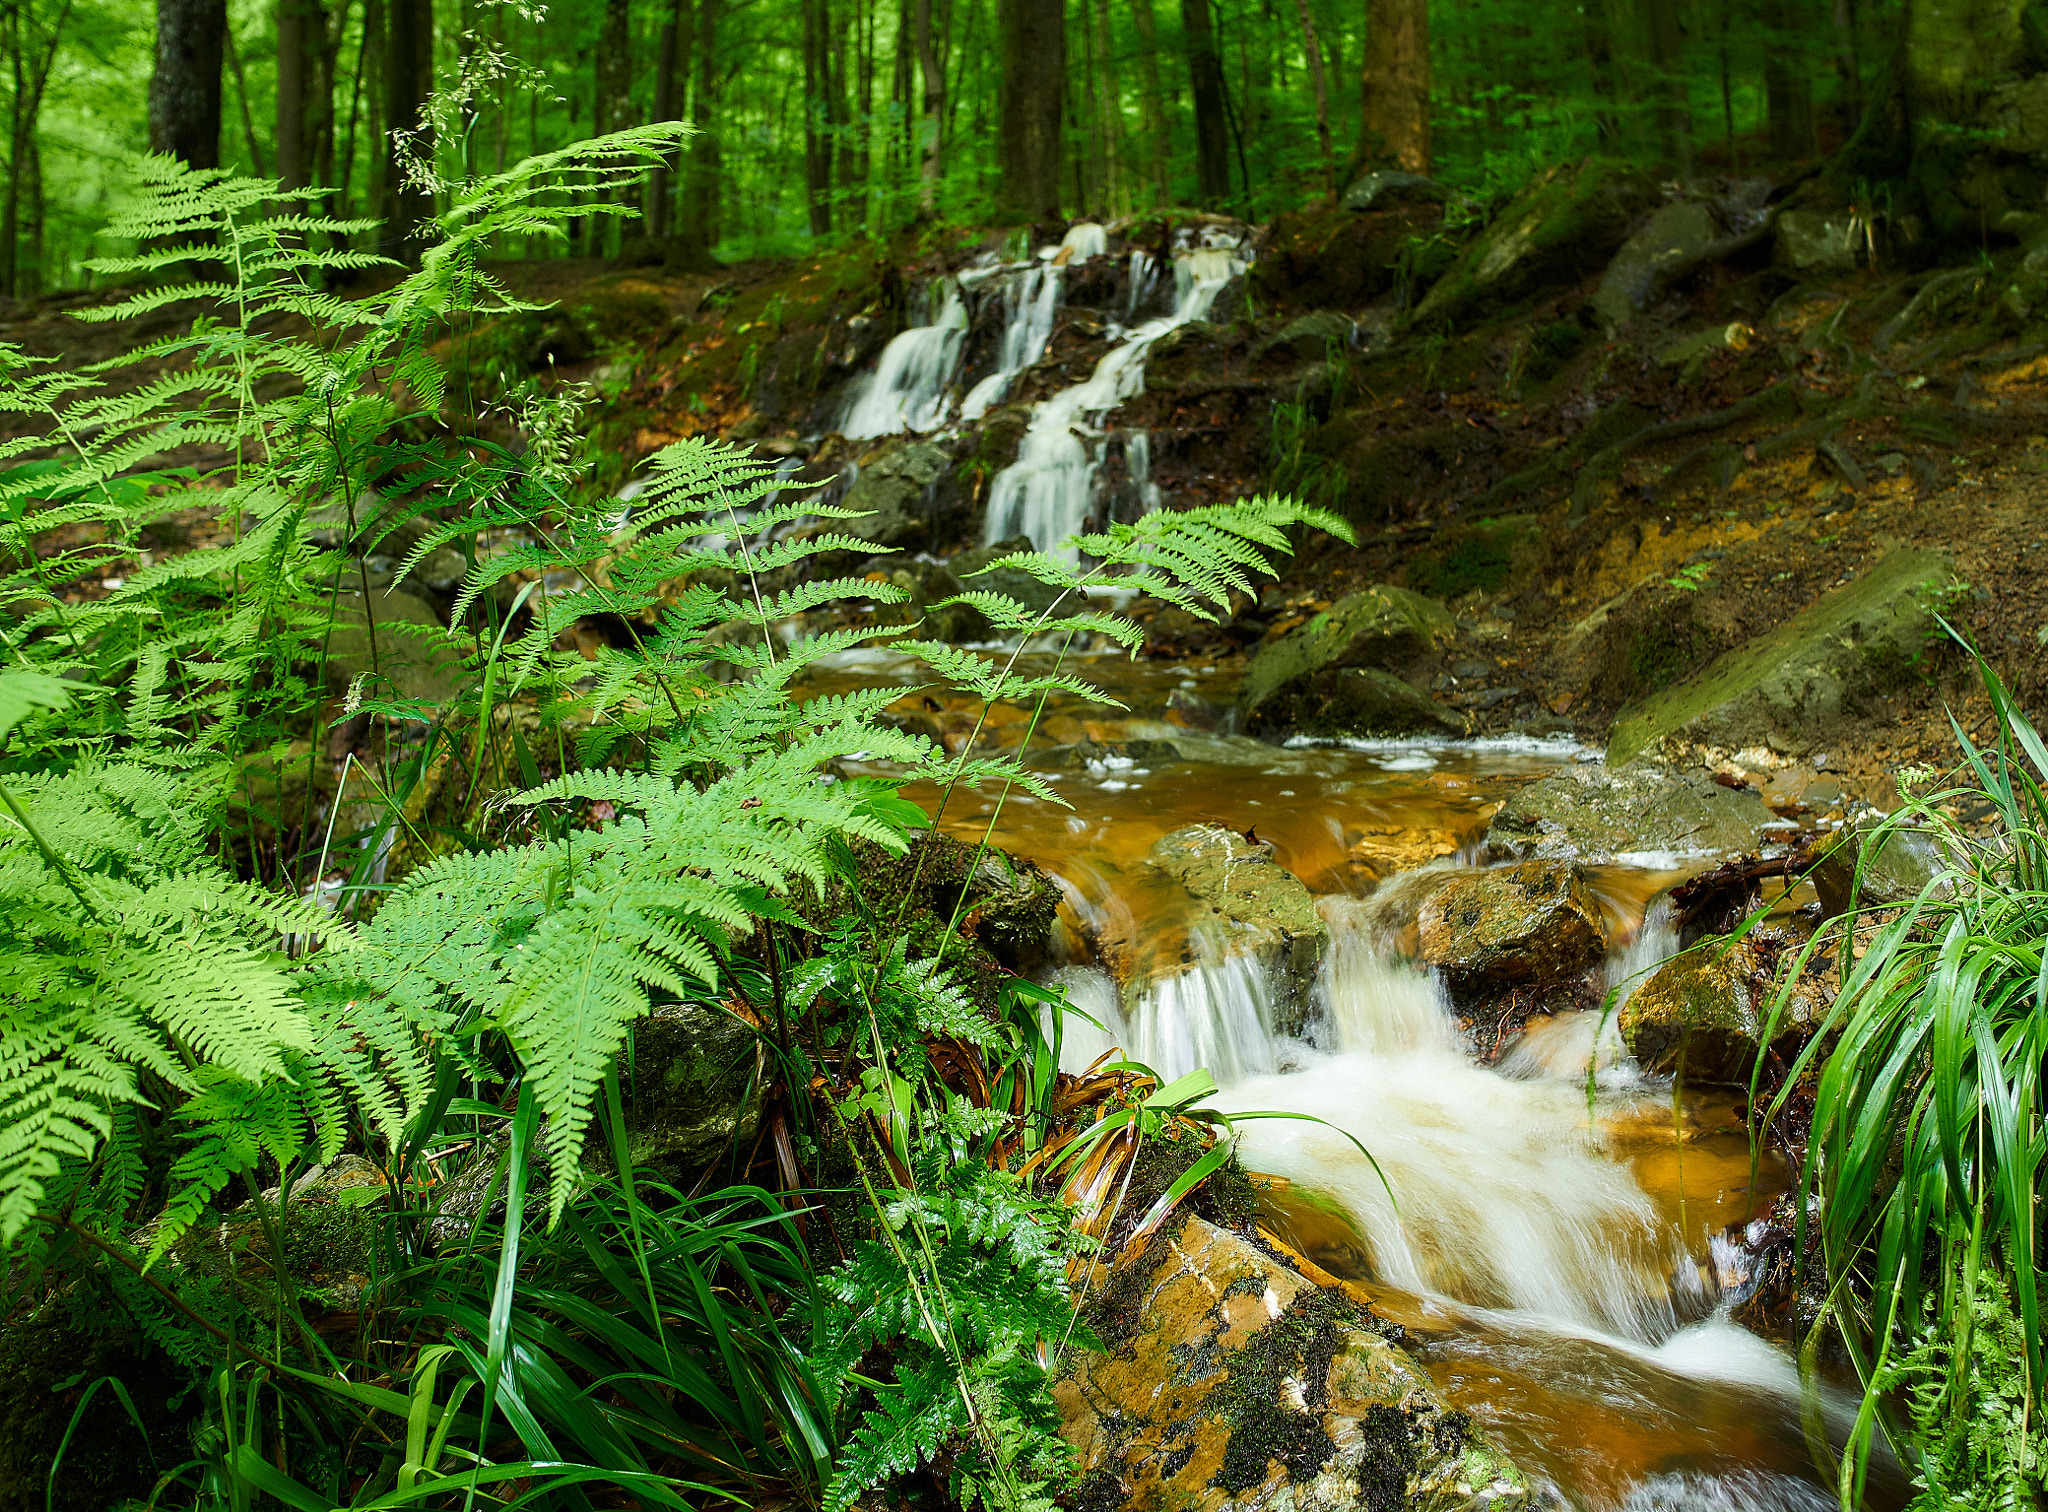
[1416,862,1605,992]
[1606,549,1959,768]
[1408,159,1656,332]
[1035,738,1183,769]
[1239,586,1464,738]
[954,535,1078,619]
[1251,200,1447,312]
[1341,170,1453,212]
[1116,825,1329,1033]
[839,437,953,547]
[324,586,462,705]
[1621,934,1832,1082]
[1061,1216,1539,1512]
[1486,762,1776,861]
[1774,209,1862,273]
[1592,201,1720,327]
[1259,310,1356,363]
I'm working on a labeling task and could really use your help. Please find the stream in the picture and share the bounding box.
[809,647,1903,1512]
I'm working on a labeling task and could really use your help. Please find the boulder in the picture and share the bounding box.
[1621,935,1833,1082]
[839,438,953,547]
[1606,549,1959,767]
[1259,310,1357,363]
[1061,1216,1537,1512]
[1408,159,1657,332]
[1341,171,1454,212]
[324,586,462,706]
[598,1003,765,1180]
[1486,762,1776,861]
[1592,201,1720,327]
[1774,209,1862,273]
[1239,587,1463,738]
[1416,862,1605,992]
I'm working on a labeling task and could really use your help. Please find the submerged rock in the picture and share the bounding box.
[1061,1216,1539,1512]
[1606,548,1958,767]
[1416,862,1605,991]
[1621,934,1833,1082]
[1238,587,1464,739]
[1486,762,1776,861]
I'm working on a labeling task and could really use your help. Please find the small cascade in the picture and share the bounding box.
[841,279,968,438]
[961,265,1062,419]
[1123,429,1162,516]
[982,246,1242,559]
[1057,222,1108,262]
[1125,249,1159,319]
[1125,950,1282,1085]
[1048,965,1127,1074]
[1314,896,1461,1056]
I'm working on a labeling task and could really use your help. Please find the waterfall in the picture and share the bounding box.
[1047,964,1127,1074]
[961,265,1062,420]
[1124,428,1162,516]
[982,247,1242,559]
[841,279,968,439]
[1125,249,1159,318]
[1058,221,1108,262]
[1125,950,1283,1085]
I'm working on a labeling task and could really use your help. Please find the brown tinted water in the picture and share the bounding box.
[803,651,1889,1511]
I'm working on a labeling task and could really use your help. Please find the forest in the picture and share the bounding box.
[1,1,2046,1512]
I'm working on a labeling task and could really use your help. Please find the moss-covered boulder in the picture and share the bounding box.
[603,1003,765,1179]
[323,586,461,704]
[1606,549,1959,767]
[1239,587,1463,738]
[1407,159,1657,332]
[1621,936,1833,1082]
[1416,862,1605,992]
[1485,762,1776,861]
[1591,201,1720,327]
[1059,1216,1537,1512]
[839,436,955,547]
[1251,200,1447,313]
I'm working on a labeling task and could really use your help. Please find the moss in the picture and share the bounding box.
[1207,1287,1364,1493]
[1407,516,1535,600]
[1522,319,1589,386]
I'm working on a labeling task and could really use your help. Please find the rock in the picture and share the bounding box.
[596,1003,765,1180]
[1061,1216,1539,1512]
[324,586,462,706]
[1621,934,1832,1082]
[1239,586,1462,737]
[1251,200,1447,312]
[1774,209,1862,273]
[1592,201,1720,327]
[1416,862,1605,992]
[839,437,954,547]
[1606,549,1959,767]
[1035,738,1184,769]
[1341,171,1453,212]
[1408,159,1656,332]
[1486,762,1776,861]
[1107,826,1328,1039]
[1260,309,1356,362]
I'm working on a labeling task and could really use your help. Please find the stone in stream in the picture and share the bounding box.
[1060,1215,1539,1512]
[1416,862,1606,992]
[1621,933,1834,1083]
[836,435,954,547]
[1238,586,1467,739]
[1486,762,1777,862]
[1606,548,1959,768]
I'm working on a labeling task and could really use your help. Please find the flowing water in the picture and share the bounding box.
[803,647,1899,1511]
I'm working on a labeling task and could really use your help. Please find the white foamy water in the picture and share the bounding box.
[1125,951,1285,1084]
[841,279,968,438]
[961,264,1062,420]
[982,247,1240,560]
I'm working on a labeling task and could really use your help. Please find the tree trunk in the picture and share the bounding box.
[801,0,831,233]
[276,0,322,189]
[679,0,723,262]
[994,0,1062,223]
[648,0,693,237]
[1129,0,1169,205]
[1636,0,1692,176]
[595,0,630,253]
[1292,0,1334,197]
[380,0,432,258]
[914,0,944,209]
[1359,0,1429,175]
[1092,0,1121,214]
[1762,0,1818,159]
[1582,0,1620,143]
[1182,0,1230,206]
[150,0,228,169]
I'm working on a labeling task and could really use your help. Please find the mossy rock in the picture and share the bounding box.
[1406,516,1537,601]
[1621,936,1832,1082]
[839,436,955,548]
[1485,762,1775,862]
[322,586,462,705]
[1407,159,1657,333]
[1239,586,1457,730]
[1591,201,1720,327]
[1607,549,1959,767]
[1251,200,1445,313]
[1416,861,1606,992]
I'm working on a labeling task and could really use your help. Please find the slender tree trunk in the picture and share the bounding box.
[595,0,630,253]
[914,0,945,209]
[1129,0,1168,205]
[223,27,267,175]
[1292,0,1334,196]
[1092,0,1121,214]
[649,0,692,236]
[1637,0,1693,175]
[1762,0,1818,159]
[1182,0,1230,206]
[1359,0,1429,175]
[150,0,228,169]
[380,0,433,258]
[679,0,723,261]
[1833,0,1862,121]
[994,0,1062,223]
[801,0,831,233]
[1719,0,1736,166]
[276,0,321,189]
[22,133,40,296]
[1583,0,1619,143]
